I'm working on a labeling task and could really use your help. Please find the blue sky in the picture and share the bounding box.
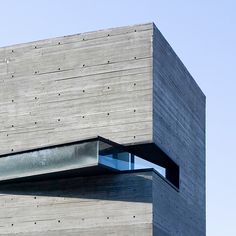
[0,1,235,235]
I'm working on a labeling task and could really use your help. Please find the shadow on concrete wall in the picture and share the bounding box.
[0,171,153,203]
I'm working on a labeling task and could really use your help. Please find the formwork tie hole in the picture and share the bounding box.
[58,68,61,71]
[58,42,61,45]
[11,75,14,78]
[12,100,14,103]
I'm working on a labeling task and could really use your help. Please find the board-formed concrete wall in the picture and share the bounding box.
[0,23,153,155]
[0,171,153,235]
[0,23,206,235]
[153,25,206,235]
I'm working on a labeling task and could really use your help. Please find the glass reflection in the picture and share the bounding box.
[99,142,166,177]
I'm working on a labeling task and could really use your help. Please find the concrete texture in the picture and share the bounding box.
[153,25,205,235]
[0,23,153,155]
[0,23,206,235]
[0,171,153,235]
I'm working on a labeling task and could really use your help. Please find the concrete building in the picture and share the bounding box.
[0,23,205,235]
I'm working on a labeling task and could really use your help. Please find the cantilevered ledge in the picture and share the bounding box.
[0,137,179,188]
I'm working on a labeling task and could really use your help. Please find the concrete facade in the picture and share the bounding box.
[0,23,206,235]
[0,23,153,155]
[152,25,205,235]
[0,171,153,235]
